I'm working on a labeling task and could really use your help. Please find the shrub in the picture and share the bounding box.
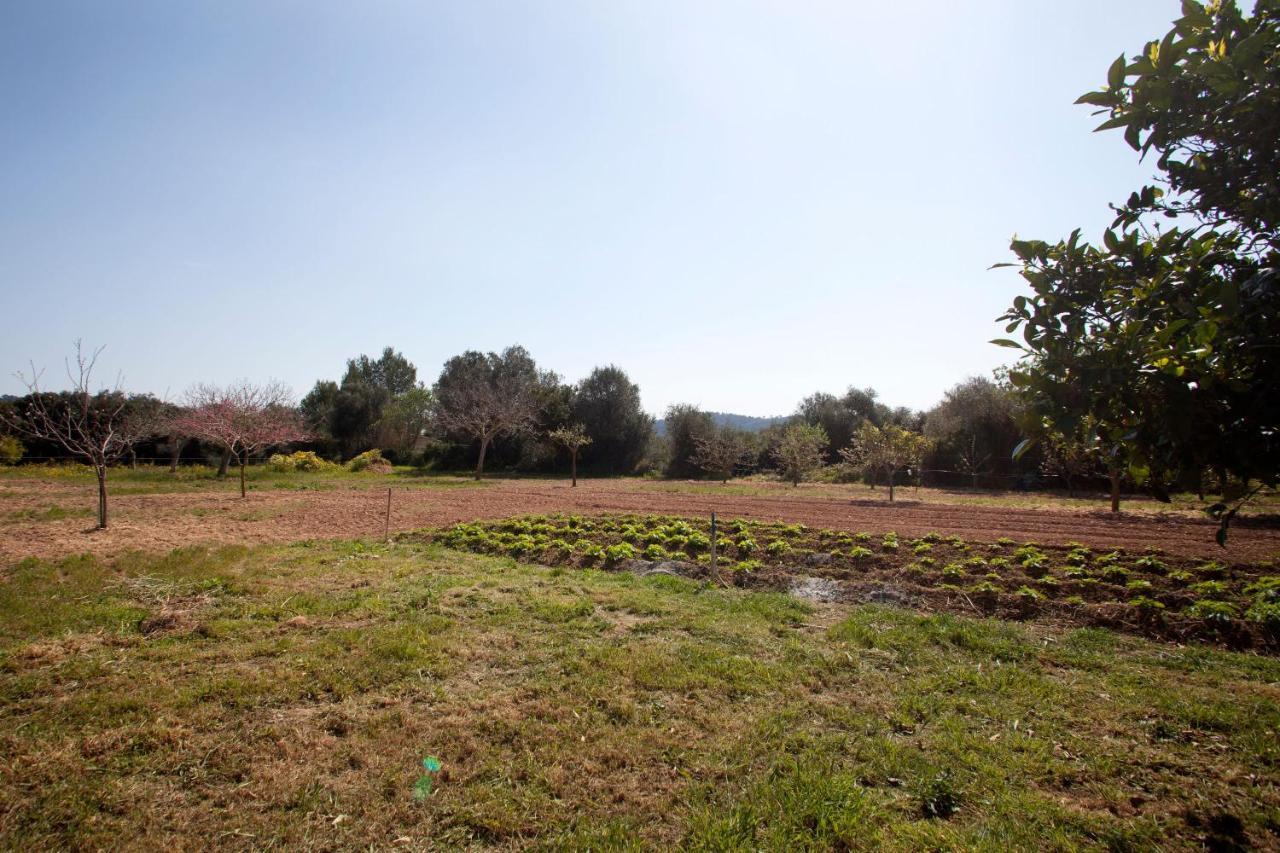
[766,540,791,557]
[347,449,391,472]
[941,564,965,581]
[1014,586,1043,601]
[920,532,942,543]
[0,435,23,465]
[913,542,933,555]
[995,537,1015,546]
[736,538,758,555]
[849,546,874,561]
[853,532,872,542]
[268,450,338,473]
[736,559,762,573]
[881,533,900,551]
[1126,579,1153,592]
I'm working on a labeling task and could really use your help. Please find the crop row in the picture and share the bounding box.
[426,514,1280,636]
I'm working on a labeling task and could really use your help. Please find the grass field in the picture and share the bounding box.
[2,538,1278,849]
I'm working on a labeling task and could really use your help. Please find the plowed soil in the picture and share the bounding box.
[3,477,1278,563]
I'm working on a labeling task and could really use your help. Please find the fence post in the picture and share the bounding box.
[385,488,392,542]
[709,511,717,583]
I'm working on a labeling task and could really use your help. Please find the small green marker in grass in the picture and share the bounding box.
[413,756,443,801]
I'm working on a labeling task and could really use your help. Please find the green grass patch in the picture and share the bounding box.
[1,541,1278,848]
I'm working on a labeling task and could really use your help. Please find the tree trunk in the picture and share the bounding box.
[218,449,231,478]
[1109,465,1121,513]
[570,451,578,487]
[129,447,138,469]
[888,467,896,503]
[95,465,108,529]
[239,450,248,499]
[169,435,184,474]
[475,435,490,480]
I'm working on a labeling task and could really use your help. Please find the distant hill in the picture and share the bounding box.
[654,411,789,437]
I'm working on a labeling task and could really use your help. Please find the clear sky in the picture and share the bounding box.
[0,1,1200,416]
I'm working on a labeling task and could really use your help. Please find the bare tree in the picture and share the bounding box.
[549,424,592,487]
[0,342,130,528]
[434,347,547,480]
[172,381,308,498]
[117,395,168,469]
[691,428,754,484]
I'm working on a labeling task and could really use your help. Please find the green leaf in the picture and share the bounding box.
[1107,53,1126,90]
[1011,438,1035,460]
[1074,90,1115,107]
[413,775,433,800]
[989,339,1023,349]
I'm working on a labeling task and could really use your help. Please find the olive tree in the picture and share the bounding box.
[770,423,827,486]
[433,346,549,479]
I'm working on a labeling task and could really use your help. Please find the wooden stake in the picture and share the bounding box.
[385,488,392,542]
[709,511,718,583]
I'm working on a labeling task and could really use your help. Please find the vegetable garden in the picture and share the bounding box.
[423,513,1280,650]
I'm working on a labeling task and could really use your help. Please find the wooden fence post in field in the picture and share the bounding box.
[385,488,392,542]
[709,511,718,584]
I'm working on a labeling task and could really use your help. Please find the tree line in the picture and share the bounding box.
[0,334,1145,531]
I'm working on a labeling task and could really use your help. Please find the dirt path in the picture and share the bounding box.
[2,478,1277,563]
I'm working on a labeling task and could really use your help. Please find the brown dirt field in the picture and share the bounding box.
[4,477,1279,564]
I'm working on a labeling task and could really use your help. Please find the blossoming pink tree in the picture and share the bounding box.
[173,381,308,498]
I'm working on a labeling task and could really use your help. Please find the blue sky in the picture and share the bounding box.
[0,1,1198,415]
